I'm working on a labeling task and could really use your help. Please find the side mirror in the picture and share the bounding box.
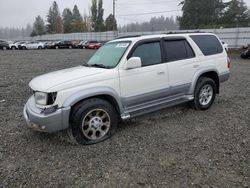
[124,57,142,70]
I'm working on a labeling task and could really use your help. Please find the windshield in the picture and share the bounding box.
[87,41,131,68]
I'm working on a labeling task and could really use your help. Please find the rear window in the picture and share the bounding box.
[190,35,223,56]
[164,39,195,62]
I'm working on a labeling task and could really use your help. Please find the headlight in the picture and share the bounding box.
[34,92,57,106]
[34,92,48,105]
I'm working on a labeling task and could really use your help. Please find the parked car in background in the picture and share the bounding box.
[241,44,250,59]
[71,40,80,48]
[221,40,229,51]
[44,41,57,49]
[9,41,20,50]
[17,41,27,49]
[0,40,9,50]
[9,41,26,50]
[54,41,74,49]
[77,40,88,48]
[85,41,102,49]
[20,41,45,50]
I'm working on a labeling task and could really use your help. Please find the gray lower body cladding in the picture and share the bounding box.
[122,83,193,118]
[219,71,230,83]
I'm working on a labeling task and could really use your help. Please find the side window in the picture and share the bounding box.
[190,35,223,56]
[131,42,161,67]
[164,40,195,62]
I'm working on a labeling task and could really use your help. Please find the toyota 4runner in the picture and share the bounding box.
[23,33,230,145]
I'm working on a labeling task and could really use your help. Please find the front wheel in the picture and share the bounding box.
[191,77,216,111]
[69,98,118,145]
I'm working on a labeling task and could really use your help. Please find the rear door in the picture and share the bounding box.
[163,37,199,95]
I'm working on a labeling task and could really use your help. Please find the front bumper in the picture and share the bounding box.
[23,96,70,133]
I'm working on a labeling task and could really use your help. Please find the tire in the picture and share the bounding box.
[69,98,118,145]
[38,46,42,49]
[55,46,59,49]
[191,77,216,111]
[11,46,16,50]
[69,45,72,49]
[22,46,27,50]
[2,46,7,50]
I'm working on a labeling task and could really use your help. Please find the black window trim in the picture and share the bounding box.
[163,38,196,62]
[127,38,165,67]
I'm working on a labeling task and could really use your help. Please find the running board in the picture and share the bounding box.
[121,95,193,119]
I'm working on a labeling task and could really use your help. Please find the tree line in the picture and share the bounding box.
[179,0,250,29]
[31,0,117,37]
[0,0,250,39]
[0,24,33,40]
[119,16,179,32]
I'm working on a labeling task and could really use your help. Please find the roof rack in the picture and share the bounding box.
[116,35,141,39]
[163,31,206,34]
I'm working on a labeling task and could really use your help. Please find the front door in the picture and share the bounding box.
[119,39,169,109]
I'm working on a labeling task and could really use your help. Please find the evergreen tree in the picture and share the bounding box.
[72,5,86,32]
[62,8,73,33]
[46,1,60,33]
[73,5,83,21]
[179,0,225,29]
[221,0,250,27]
[91,0,104,31]
[97,0,104,31]
[91,0,98,31]
[31,15,46,36]
[105,14,117,31]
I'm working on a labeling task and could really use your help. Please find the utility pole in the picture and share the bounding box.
[113,0,116,32]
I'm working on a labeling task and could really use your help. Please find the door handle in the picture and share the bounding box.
[157,71,165,75]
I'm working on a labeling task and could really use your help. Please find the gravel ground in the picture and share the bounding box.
[0,49,249,187]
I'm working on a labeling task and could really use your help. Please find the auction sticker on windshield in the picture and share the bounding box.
[116,43,129,48]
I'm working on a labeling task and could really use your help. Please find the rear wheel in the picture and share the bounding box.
[69,45,72,49]
[55,46,59,49]
[2,46,7,50]
[191,77,216,111]
[69,98,118,145]
[38,46,42,49]
[11,46,16,50]
[22,46,27,50]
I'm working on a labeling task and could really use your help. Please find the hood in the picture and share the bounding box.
[29,66,107,92]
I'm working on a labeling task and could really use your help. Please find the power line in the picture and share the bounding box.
[117,9,182,17]
[119,0,181,3]
[118,0,182,5]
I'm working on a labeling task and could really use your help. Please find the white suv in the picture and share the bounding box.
[23,33,230,145]
[21,41,44,50]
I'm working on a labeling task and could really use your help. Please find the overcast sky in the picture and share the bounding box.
[0,0,250,28]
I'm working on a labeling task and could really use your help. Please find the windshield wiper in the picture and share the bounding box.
[82,62,90,67]
[89,64,109,69]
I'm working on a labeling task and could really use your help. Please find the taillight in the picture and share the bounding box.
[227,56,231,69]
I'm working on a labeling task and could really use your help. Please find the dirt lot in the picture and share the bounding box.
[0,49,249,187]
